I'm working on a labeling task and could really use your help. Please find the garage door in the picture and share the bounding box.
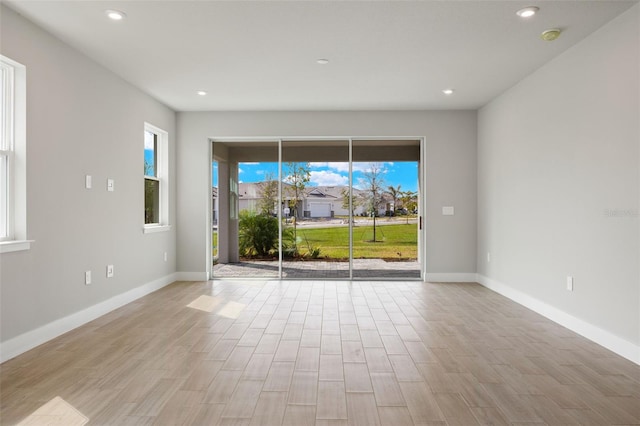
[309,202,331,218]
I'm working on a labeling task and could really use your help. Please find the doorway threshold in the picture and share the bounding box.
[212,259,422,280]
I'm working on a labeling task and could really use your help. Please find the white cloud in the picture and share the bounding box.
[311,162,393,174]
[310,162,347,172]
[238,168,244,174]
[309,162,374,173]
[330,163,350,172]
[299,161,396,179]
[353,163,379,173]
[144,131,155,150]
[309,170,348,186]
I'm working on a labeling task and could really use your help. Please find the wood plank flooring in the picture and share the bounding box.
[1,280,639,425]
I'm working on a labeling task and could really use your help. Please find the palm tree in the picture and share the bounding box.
[400,190,417,224]
[387,184,402,215]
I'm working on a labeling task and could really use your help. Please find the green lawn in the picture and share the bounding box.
[214,223,418,260]
[295,223,417,260]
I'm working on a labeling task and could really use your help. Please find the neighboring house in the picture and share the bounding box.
[237,181,293,215]
[237,182,266,214]
[303,186,341,218]
[235,182,391,218]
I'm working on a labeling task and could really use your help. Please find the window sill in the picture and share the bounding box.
[143,225,171,234]
[0,240,34,253]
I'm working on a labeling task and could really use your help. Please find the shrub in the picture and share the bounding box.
[239,211,279,257]
[309,247,322,259]
[280,226,297,258]
[301,231,321,259]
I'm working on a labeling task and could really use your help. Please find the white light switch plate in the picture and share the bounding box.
[442,206,455,216]
[107,179,114,192]
[567,276,574,291]
[85,175,92,189]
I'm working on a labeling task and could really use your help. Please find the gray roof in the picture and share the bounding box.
[232,182,391,202]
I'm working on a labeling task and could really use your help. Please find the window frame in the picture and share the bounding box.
[143,122,170,233]
[0,55,30,253]
[1,58,15,241]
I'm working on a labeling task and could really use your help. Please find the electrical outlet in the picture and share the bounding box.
[567,276,574,291]
[107,264,114,278]
[85,270,92,285]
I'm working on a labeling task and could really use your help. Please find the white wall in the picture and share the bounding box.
[177,111,477,277]
[0,6,177,351]
[478,4,639,353]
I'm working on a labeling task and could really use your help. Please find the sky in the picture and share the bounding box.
[144,131,155,175]
[213,161,418,193]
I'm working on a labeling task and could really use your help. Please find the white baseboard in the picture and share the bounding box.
[175,271,208,281]
[425,273,477,282]
[476,274,640,365]
[0,273,178,363]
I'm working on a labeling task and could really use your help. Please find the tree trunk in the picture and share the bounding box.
[373,214,376,242]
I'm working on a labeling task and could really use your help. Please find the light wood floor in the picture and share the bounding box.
[1,280,639,425]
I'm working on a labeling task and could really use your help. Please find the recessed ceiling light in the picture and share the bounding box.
[197,91,207,96]
[541,28,562,41]
[516,6,539,18]
[442,89,455,95]
[105,10,126,21]
[316,59,329,65]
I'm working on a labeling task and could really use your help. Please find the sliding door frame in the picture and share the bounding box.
[208,136,426,281]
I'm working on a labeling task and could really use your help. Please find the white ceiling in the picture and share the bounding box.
[5,0,637,111]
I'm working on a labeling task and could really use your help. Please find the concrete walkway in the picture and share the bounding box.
[212,258,421,279]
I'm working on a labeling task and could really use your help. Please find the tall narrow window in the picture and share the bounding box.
[144,130,159,224]
[143,123,169,232]
[0,55,28,252]
[0,59,13,240]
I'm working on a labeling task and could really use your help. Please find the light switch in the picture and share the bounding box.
[85,175,92,189]
[107,179,114,192]
[442,206,455,216]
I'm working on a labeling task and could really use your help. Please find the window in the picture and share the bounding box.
[143,122,169,233]
[0,55,28,253]
[0,58,14,240]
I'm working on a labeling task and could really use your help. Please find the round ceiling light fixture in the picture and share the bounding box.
[442,89,455,95]
[105,9,126,20]
[516,6,539,18]
[316,59,329,65]
[197,90,207,96]
[541,28,562,41]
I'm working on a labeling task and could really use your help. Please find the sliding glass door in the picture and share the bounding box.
[351,140,420,279]
[212,140,280,278]
[281,140,350,279]
[211,138,422,280]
